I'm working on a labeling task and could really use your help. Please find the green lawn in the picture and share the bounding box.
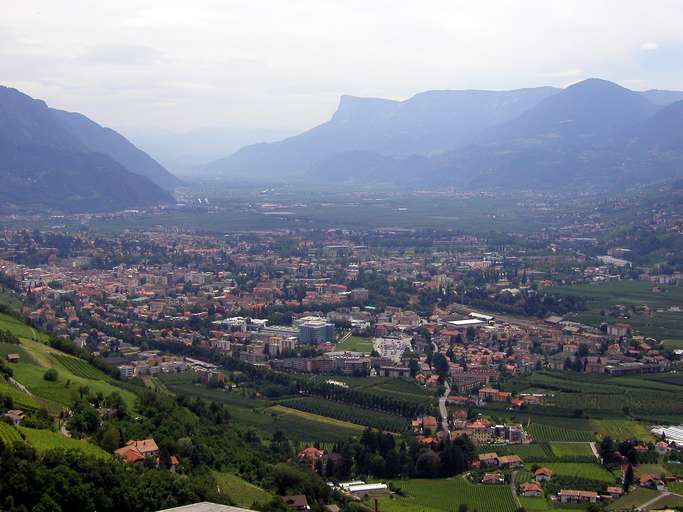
[336,335,374,353]
[19,426,111,459]
[380,477,518,512]
[543,463,616,483]
[590,419,653,441]
[212,471,272,507]
[549,442,595,459]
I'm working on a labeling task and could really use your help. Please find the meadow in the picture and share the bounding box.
[0,313,48,341]
[6,339,137,411]
[212,471,273,508]
[542,463,616,483]
[0,422,22,445]
[336,335,373,353]
[18,426,111,459]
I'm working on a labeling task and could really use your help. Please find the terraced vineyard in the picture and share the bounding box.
[0,422,22,445]
[18,427,111,459]
[51,353,107,380]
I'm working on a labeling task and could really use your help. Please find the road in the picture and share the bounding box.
[438,379,451,438]
[636,491,683,511]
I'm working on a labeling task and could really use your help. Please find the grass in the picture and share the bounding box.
[212,471,272,507]
[9,339,137,411]
[543,463,616,483]
[633,463,670,477]
[0,313,48,341]
[606,486,661,511]
[269,405,365,433]
[0,422,23,445]
[0,380,40,408]
[590,419,653,441]
[549,442,595,459]
[336,335,374,353]
[18,426,111,459]
[517,497,577,512]
[380,477,518,512]
[667,481,683,494]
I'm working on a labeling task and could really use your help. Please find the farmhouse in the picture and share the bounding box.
[478,452,499,467]
[2,409,24,426]
[519,482,543,497]
[115,438,159,463]
[606,486,624,499]
[498,454,523,468]
[282,495,310,511]
[535,467,553,482]
[6,353,20,363]
[557,490,598,504]
[482,472,504,484]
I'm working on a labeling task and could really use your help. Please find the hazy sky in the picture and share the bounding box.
[4,1,683,134]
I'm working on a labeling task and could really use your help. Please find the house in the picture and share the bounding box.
[535,467,553,482]
[639,474,665,490]
[283,495,310,511]
[606,486,624,499]
[498,454,523,469]
[655,441,671,456]
[2,409,25,426]
[519,482,543,497]
[482,472,504,485]
[478,452,499,467]
[114,438,159,463]
[557,490,598,504]
[297,447,325,470]
[6,354,20,363]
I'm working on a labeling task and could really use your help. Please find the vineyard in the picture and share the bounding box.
[280,396,408,432]
[529,423,594,442]
[51,354,107,380]
[549,442,595,459]
[381,477,518,512]
[0,422,22,445]
[18,427,112,459]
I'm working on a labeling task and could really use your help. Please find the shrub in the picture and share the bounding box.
[43,368,59,382]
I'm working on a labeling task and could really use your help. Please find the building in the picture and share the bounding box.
[298,319,335,344]
[282,495,310,511]
[557,490,598,504]
[519,482,543,497]
[117,364,136,379]
[535,467,553,482]
[115,438,160,463]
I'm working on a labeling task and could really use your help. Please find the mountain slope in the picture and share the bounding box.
[51,109,181,190]
[202,86,559,180]
[0,86,174,212]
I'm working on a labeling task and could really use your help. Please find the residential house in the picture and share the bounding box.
[519,482,543,497]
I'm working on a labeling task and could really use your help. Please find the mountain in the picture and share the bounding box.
[0,86,174,212]
[292,79,683,190]
[202,86,560,180]
[640,89,683,106]
[483,78,658,144]
[51,109,180,190]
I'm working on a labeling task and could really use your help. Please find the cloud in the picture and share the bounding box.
[641,42,659,51]
[79,44,164,65]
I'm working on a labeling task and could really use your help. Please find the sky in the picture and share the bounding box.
[3,0,683,136]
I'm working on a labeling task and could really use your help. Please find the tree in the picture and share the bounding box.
[623,464,634,491]
[100,425,121,452]
[433,353,450,383]
[43,368,59,382]
[415,450,441,478]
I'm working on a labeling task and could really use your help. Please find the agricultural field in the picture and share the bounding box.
[0,422,22,445]
[7,339,137,411]
[590,419,652,441]
[549,442,595,459]
[380,477,518,512]
[517,497,577,512]
[159,375,363,443]
[493,443,554,461]
[336,335,373,353]
[606,487,661,511]
[18,426,111,459]
[549,280,683,340]
[543,463,616,483]
[212,471,272,508]
[0,380,39,409]
[529,423,594,442]
[279,396,408,432]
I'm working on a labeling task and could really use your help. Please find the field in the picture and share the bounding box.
[549,442,595,459]
[7,339,137,411]
[606,487,662,511]
[0,313,48,341]
[529,423,594,442]
[380,477,518,512]
[591,419,652,441]
[18,426,111,459]
[0,379,40,408]
[280,396,407,432]
[0,422,22,445]
[543,463,616,483]
[502,370,683,420]
[549,280,683,340]
[159,374,364,443]
[517,497,578,512]
[336,335,373,353]
[212,471,272,507]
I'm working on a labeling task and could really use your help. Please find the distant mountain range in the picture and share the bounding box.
[0,86,178,212]
[203,79,683,191]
